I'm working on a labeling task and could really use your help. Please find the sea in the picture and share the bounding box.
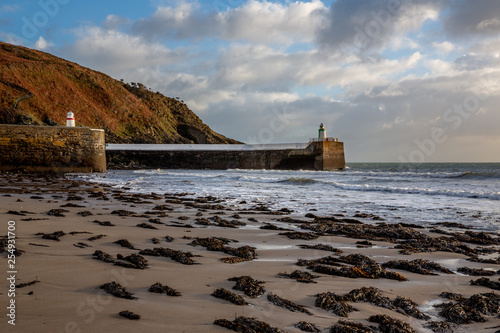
[79,163,500,231]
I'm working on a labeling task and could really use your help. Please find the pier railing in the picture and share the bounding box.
[309,137,338,143]
[105,143,309,151]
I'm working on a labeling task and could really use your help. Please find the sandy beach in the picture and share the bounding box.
[1,173,499,333]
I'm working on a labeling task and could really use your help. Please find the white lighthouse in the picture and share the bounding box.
[66,112,75,127]
[318,123,326,141]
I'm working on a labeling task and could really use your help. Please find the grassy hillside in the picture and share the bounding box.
[0,42,238,144]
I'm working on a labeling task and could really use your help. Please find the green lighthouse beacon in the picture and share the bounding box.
[318,123,326,141]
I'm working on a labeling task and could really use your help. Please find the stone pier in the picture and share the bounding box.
[106,141,345,171]
[0,124,106,173]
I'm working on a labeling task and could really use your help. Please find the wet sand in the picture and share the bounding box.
[0,173,499,333]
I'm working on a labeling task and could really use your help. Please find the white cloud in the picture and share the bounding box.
[133,0,327,44]
[432,41,455,55]
[426,59,455,76]
[476,17,500,31]
[34,36,52,50]
[317,0,445,53]
[220,0,327,43]
[102,14,131,30]
[67,26,182,74]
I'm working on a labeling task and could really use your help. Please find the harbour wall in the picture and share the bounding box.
[0,124,106,173]
[106,141,345,171]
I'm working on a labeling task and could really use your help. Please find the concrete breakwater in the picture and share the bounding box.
[106,140,345,171]
[0,124,344,172]
[0,124,106,173]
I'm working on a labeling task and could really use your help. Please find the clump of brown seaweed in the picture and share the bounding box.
[36,230,65,241]
[436,292,500,324]
[470,277,500,290]
[315,291,357,317]
[114,239,136,249]
[329,320,373,333]
[15,279,40,288]
[368,314,416,333]
[115,253,149,269]
[119,310,140,320]
[92,250,148,269]
[382,259,453,275]
[228,276,265,298]
[439,292,465,301]
[139,247,197,265]
[99,281,136,299]
[214,316,285,333]
[393,296,431,320]
[267,293,312,315]
[189,237,256,262]
[295,321,321,333]
[211,288,247,305]
[424,321,454,333]
[342,287,394,310]
[298,254,407,281]
[93,220,114,226]
[298,243,343,254]
[316,287,429,320]
[457,267,496,276]
[47,209,69,217]
[277,270,319,283]
[111,210,135,216]
[148,282,181,296]
[88,234,106,241]
[280,231,319,240]
[93,250,114,262]
[136,223,158,230]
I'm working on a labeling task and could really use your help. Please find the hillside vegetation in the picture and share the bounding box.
[0,42,238,144]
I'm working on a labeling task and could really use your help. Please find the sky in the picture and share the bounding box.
[1,0,499,162]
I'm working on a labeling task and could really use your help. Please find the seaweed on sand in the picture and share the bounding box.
[99,281,136,299]
[189,237,256,262]
[329,320,373,333]
[436,292,500,324]
[382,259,453,275]
[267,293,312,315]
[214,316,285,333]
[228,276,265,298]
[298,243,343,254]
[280,231,319,240]
[212,288,247,305]
[458,267,496,276]
[114,239,136,249]
[115,253,149,269]
[119,310,140,320]
[139,247,197,265]
[315,291,357,317]
[36,231,65,241]
[277,270,319,283]
[295,321,320,333]
[470,277,500,290]
[368,314,416,333]
[148,282,181,296]
[298,254,407,281]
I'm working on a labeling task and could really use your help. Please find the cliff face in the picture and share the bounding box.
[0,42,238,144]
